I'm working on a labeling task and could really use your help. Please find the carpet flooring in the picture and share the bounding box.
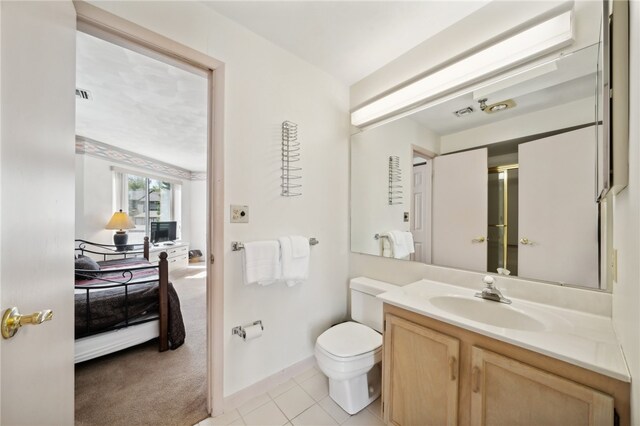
[75,264,208,426]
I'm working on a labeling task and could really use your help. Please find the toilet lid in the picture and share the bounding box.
[316,322,382,358]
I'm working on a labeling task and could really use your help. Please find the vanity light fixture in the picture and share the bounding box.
[484,99,517,114]
[351,10,573,127]
[453,106,474,117]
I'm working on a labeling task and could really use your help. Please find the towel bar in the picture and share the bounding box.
[231,237,319,252]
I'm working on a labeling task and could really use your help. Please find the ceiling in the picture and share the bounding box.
[203,1,489,85]
[76,2,491,170]
[76,32,208,172]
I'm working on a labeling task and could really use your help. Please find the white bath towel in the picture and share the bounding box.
[387,230,415,259]
[278,236,310,287]
[242,240,281,286]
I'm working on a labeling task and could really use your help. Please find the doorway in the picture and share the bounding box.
[487,165,519,275]
[72,11,223,423]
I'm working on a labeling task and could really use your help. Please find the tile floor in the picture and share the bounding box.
[197,366,384,426]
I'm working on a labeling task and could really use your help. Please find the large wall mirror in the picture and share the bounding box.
[351,3,615,290]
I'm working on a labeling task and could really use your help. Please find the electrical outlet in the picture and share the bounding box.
[230,205,249,223]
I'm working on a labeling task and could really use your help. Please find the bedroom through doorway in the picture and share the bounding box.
[73,25,211,426]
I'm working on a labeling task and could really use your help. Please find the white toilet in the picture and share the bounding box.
[315,277,398,414]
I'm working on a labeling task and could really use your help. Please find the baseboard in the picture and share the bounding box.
[223,356,317,411]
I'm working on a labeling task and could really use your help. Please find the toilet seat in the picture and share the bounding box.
[316,321,382,358]
[315,322,383,383]
[315,342,382,364]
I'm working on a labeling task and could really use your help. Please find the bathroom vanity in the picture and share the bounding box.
[378,280,631,426]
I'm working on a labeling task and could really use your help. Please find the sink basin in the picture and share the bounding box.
[429,295,546,332]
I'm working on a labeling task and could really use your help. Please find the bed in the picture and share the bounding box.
[74,237,185,363]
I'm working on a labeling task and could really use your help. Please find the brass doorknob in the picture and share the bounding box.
[2,307,53,339]
[472,236,486,243]
[520,237,533,245]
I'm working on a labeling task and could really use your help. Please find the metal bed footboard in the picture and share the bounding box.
[75,236,150,261]
[74,251,169,352]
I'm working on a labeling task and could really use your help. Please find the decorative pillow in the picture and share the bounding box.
[75,255,100,280]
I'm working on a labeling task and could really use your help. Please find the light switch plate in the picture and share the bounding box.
[231,205,249,223]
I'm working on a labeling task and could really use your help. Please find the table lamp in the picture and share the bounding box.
[105,209,135,250]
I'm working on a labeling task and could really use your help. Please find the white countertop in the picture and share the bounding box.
[378,279,630,382]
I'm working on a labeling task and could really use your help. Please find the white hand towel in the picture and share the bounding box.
[403,232,415,255]
[388,230,414,259]
[290,236,310,258]
[381,236,392,257]
[278,236,310,287]
[242,240,281,286]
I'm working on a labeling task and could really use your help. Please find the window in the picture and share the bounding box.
[114,169,182,244]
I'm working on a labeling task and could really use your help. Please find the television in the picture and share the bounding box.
[150,221,177,244]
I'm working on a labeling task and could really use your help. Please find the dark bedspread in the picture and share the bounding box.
[75,257,185,349]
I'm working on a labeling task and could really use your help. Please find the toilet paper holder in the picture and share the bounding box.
[232,320,263,340]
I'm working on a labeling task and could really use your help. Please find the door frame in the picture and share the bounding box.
[410,145,435,263]
[73,1,226,416]
[487,164,518,272]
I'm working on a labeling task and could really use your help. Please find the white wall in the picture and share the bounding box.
[612,1,640,423]
[351,0,601,108]
[88,1,351,397]
[75,152,85,239]
[351,117,439,256]
[75,154,194,246]
[190,179,207,254]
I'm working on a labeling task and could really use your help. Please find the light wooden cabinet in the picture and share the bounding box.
[470,347,614,426]
[383,305,629,426]
[383,314,460,426]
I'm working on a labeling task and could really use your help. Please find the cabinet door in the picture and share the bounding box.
[383,314,460,426]
[470,347,613,426]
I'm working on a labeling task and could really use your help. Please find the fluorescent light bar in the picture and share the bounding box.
[472,61,558,101]
[351,10,574,127]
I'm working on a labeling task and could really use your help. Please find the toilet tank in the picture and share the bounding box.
[350,277,399,333]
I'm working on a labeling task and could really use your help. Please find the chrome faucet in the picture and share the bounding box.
[475,275,512,304]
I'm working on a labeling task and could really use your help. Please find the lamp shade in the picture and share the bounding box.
[105,209,135,231]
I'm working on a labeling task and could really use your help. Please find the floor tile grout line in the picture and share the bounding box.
[271,380,318,421]
[315,400,348,425]
[274,399,290,424]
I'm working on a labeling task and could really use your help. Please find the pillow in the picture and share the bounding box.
[75,255,100,280]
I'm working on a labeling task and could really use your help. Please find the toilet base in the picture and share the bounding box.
[328,362,381,415]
